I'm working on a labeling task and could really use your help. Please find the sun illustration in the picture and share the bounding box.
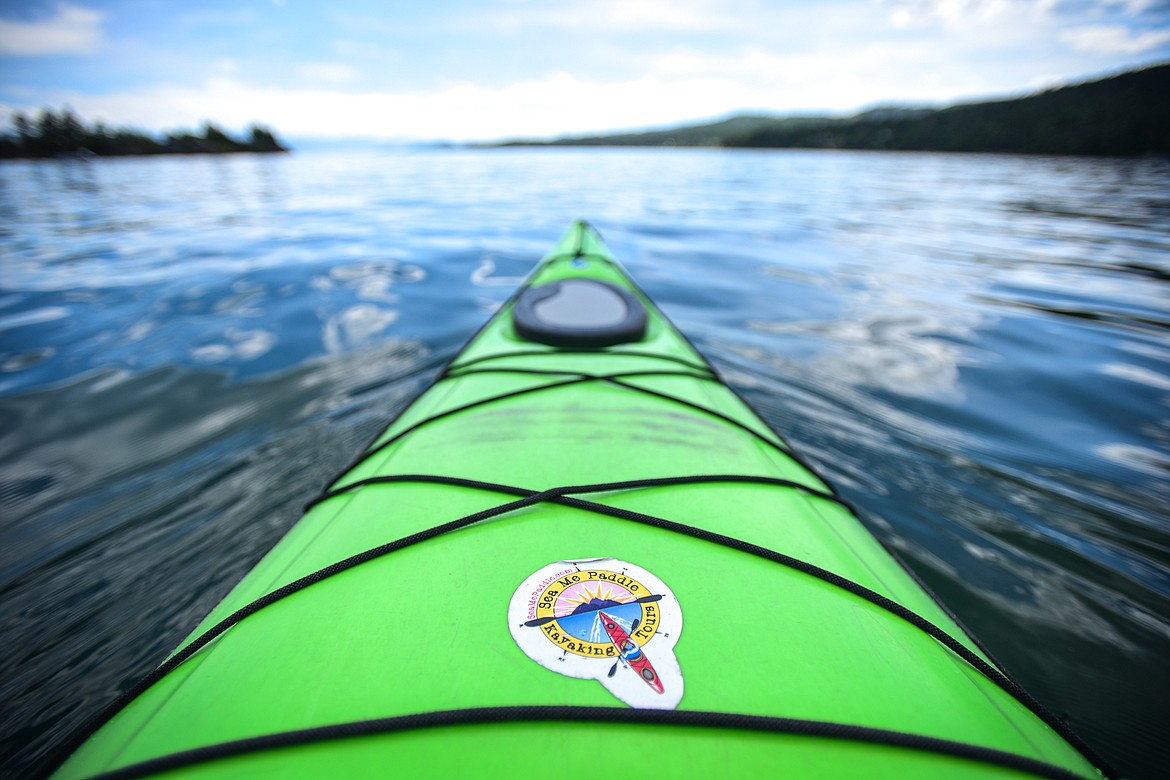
[553,582,632,618]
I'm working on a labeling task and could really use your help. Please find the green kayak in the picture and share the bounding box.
[52,221,1107,779]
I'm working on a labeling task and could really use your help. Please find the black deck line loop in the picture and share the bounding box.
[49,475,865,767]
[48,485,1112,777]
[324,371,799,492]
[327,369,719,488]
[442,366,714,382]
[110,484,1092,768]
[305,473,852,515]
[446,348,714,376]
[85,707,1095,780]
[307,473,1092,764]
[42,487,559,777]
[304,469,1103,771]
[444,348,711,376]
[540,492,1109,772]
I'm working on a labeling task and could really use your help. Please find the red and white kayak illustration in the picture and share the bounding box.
[598,611,664,694]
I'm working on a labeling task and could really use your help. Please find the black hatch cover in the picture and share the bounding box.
[513,278,647,347]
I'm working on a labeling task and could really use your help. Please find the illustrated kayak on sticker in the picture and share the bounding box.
[598,611,664,694]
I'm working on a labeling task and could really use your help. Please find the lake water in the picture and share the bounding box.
[1,147,1168,778]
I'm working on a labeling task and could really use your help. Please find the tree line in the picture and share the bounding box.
[0,108,288,159]
[721,63,1169,156]
[498,62,1170,156]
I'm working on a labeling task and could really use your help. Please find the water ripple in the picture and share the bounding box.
[1,148,1168,777]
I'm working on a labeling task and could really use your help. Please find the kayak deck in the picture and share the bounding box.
[52,222,1104,779]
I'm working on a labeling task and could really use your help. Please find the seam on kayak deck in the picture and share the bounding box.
[48,476,1111,778]
[84,706,1095,780]
[446,366,789,451]
[443,352,850,508]
[326,368,800,489]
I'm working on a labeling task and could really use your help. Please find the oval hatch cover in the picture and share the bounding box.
[513,278,647,347]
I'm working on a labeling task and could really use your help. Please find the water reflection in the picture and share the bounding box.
[323,305,400,353]
[747,310,975,401]
[1,148,1168,778]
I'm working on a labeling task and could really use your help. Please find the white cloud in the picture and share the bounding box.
[881,0,1055,28]
[643,40,1014,110]
[298,62,361,84]
[6,1,1163,142]
[572,0,733,31]
[1060,23,1170,53]
[19,46,1074,144]
[0,3,104,56]
[487,0,737,33]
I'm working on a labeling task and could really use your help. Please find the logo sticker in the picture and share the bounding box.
[508,558,683,709]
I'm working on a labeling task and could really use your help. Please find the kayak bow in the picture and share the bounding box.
[50,220,1108,780]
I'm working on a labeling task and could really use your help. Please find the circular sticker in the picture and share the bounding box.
[508,558,683,709]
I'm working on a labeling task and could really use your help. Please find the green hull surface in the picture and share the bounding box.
[53,222,1105,779]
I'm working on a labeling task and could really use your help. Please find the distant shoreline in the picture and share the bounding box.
[8,61,1166,159]
[488,62,1170,157]
[1,110,289,160]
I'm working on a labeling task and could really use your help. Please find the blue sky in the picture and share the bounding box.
[1,0,1168,142]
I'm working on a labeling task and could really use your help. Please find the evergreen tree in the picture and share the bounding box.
[90,120,111,155]
[202,123,232,151]
[35,108,61,155]
[60,108,84,152]
[247,124,282,151]
[13,111,33,152]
